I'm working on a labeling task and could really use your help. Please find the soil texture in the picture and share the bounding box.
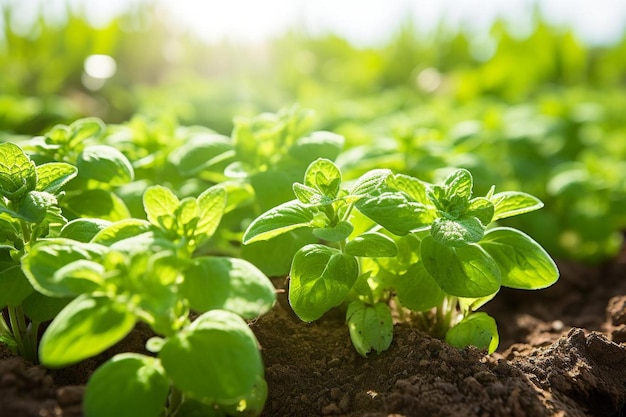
[1,247,626,417]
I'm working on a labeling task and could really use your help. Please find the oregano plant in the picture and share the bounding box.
[243,158,559,355]
[21,183,276,416]
[0,142,77,362]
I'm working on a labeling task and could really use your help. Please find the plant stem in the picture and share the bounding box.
[6,306,38,363]
[167,387,185,417]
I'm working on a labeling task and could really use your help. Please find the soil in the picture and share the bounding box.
[1,244,626,417]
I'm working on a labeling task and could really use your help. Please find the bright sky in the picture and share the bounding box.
[5,0,626,46]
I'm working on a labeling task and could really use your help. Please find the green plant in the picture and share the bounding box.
[0,141,78,361]
[243,158,559,355]
[21,183,275,416]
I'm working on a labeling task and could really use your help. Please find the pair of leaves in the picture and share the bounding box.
[420,227,559,298]
[143,185,226,245]
[84,310,266,417]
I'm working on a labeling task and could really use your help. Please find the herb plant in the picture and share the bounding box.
[21,183,275,416]
[243,158,559,355]
[0,141,77,362]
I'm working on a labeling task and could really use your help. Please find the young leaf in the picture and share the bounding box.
[345,232,398,258]
[39,295,136,367]
[159,310,263,404]
[304,158,341,199]
[490,191,544,221]
[175,197,200,237]
[84,354,170,417]
[242,200,316,244]
[76,145,134,185]
[479,227,559,290]
[35,162,78,194]
[445,312,499,353]
[356,192,430,236]
[394,262,446,312]
[195,185,226,240]
[430,216,485,247]
[0,142,37,201]
[346,300,393,356]
[60,218,112,243]
[312,220,354,242]
[143,185,180,227]
[420,236,501,298]
[289,244,359,322]
[444,169,473,200]
[181,256,275,319]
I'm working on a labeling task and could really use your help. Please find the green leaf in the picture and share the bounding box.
[0,264,34,307]
[303,158,342,199]
[63,189,130,221]
[490,191,544,221]
[394,262,446,312]
[288,131,344,163]
[479,227,559,290]
[312,221,354,242]
[175,197,200,237]
[76,145,134,185]
[21,292,72,323]
[68,117,105,146]
[346,300,393,356]
[22,238,107,297]
[465,197,494,226]
[420,236,501,298]
[159,310,263,404]
[241,229,317,277]
[444,169,473,200]
[60,218,112,242]
[356,192,430,236]
[143,185,179,228]
[195,185,226,240]
[292,183,329,206]
[91,219,151,246]
[445,312,499,353]
[345,232,398,258]
[16,191,57,223]
[430,216,485,247]
[242,200,315,244]
[289,244,358,322]
[40,295,136,367]
[84,354,170,417]
[181,257,275,319]
[0,142,37,201]
[168,133,234,176]
[35,162,78,194]
[350,169,392,196]
[386,173,430,205]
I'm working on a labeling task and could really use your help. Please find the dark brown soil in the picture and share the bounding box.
[1,247,626,417]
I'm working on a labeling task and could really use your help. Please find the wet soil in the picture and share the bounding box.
[1,247,626,417]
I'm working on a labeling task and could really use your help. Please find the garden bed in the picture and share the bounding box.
[1,247,625,417]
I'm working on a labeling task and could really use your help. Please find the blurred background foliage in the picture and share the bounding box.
[1,0,625,263]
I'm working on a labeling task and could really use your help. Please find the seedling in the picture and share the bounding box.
[21,183,276,416]
[243,158,559,355]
